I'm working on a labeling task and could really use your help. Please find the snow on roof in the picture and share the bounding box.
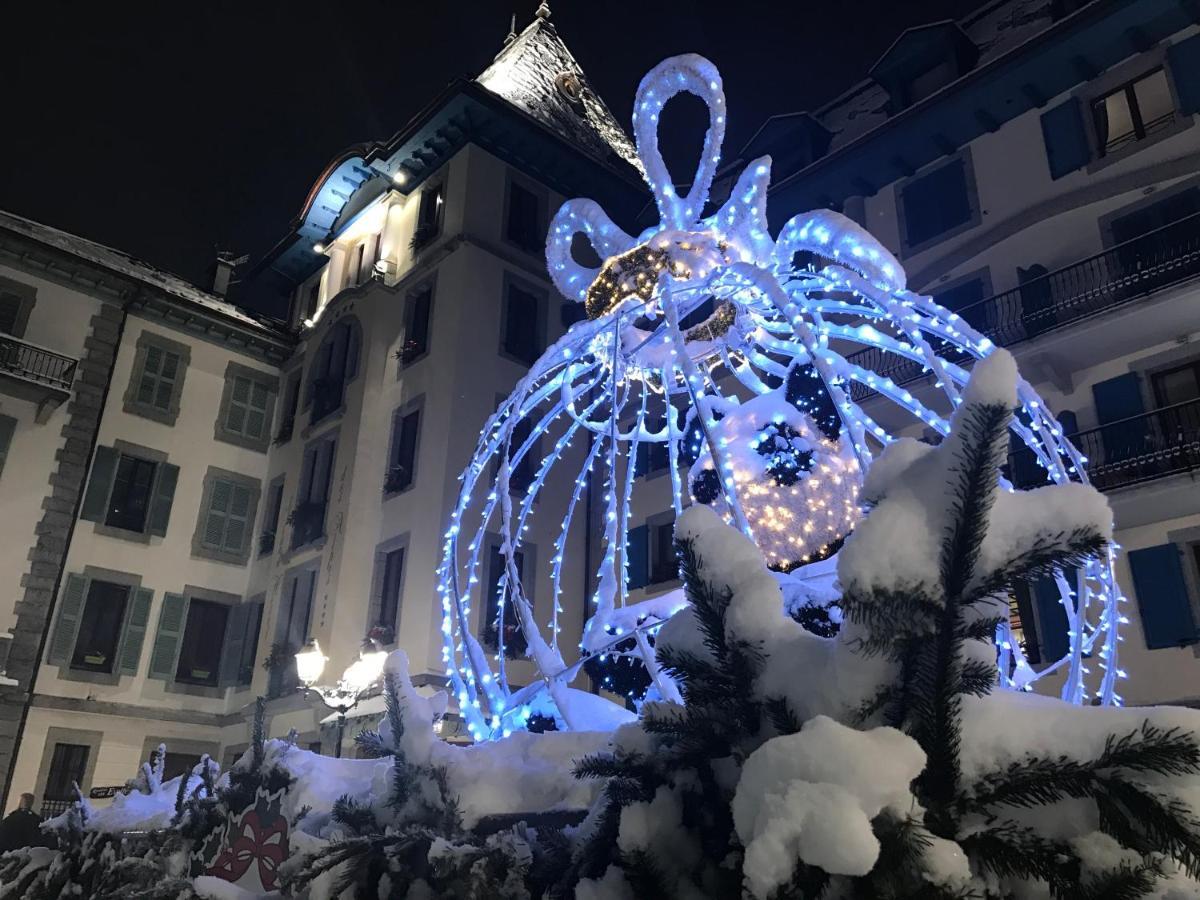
[476,11,643,176]
[0,208,284,335]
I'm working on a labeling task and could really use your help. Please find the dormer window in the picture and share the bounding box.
[870,23,979,114]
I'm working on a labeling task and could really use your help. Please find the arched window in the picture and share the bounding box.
[307,316,361,424]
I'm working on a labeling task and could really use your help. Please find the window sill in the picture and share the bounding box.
[191,542,251,567]
[285,535,327,559]
[303,405,346,440]
[163,679,225,699]
[54,664,123,687]
[93,522,152,544]
[122,400,180,427]
[213,427,271,454]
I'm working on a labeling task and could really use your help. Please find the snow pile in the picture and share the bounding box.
[732,716,925,892]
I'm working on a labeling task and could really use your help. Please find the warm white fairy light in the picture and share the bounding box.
[435,53,1124,741]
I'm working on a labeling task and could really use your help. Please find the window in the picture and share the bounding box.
[650,515,678,585]
[398,282,433,367]
[0,414,15,481]
[71,580,129,673]
[292,436,335,549]
[44,743,89,811]
[932,277,988,337]
[308,318,359,424]
[106,454,157,532]
[349,242,366,287]
[413,182,445,251]
[506,181,542,252]
[483,544,528,657]
[1092,68,1175,157]
[509,416,536,495]
[635,408,673,478]
[304,282,320,322]
[174,599,229,686]
[124,333,190,425]
[897,155,977,252]
[385,406,420,494]
[276,372,300,444]
[260,478,284,555]
[216,364,277,452]
[1152,361,1200,407]
[270,569,316,695]
[0,275,36,338]
[375,546,404,641]
[502,279,543,366]
[194,468,260,565]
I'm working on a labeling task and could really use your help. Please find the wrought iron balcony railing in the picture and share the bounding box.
[1007,398,1200,493]
[847,212,1200,401]
[0,334,77,393]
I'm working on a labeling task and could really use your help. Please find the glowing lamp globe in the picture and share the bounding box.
[342,641,388,694]
[294,639,328,688]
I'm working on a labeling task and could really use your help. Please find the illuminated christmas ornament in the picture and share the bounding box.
[437,54,1125,741]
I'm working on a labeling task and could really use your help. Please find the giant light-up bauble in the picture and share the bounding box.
[436,54,1125,741]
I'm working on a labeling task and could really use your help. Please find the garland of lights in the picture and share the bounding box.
[436,53,1126,741]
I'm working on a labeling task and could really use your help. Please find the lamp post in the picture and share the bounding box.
[294,638,388,757]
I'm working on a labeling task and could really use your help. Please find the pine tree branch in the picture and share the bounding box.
[967,528,1108,605]
[957,657,996,697]
[958,615,1005,644]
[1076,861,1161,900]
[765,697,802,735]
[959,821,1076,891]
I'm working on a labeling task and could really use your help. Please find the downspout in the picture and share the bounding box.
[0,295,131,809]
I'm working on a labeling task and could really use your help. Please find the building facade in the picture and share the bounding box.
[2,0,1200,812]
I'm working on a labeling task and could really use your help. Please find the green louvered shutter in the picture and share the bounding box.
[1129,544,1199,649]
[626,525,649,590]
[48,574,89,666]
[218,603,252,687]
[0,415,16,480]
[148,592,187,680]
[80,446,119,522]
[224,484,252,554]
[225,376,250,434]
[1168,33,1200,115]
[246,381,270,439]
[117,587,153,675]
[147,463,179,537]
[204,479,233,548]
[1040,98,1091,180]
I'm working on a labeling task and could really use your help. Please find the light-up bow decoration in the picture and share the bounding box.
[436,54,1125,741]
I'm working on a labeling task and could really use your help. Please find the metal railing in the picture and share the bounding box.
[40,798,72,819]
[0,335,77,392]
[846,212,1200,401]
[1007,398,1200,492]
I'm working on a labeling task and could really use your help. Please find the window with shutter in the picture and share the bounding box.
[398,283,433,366]
[1040,98,1091,180]
[0,293,20,335]
[217,365,276,451]
[1168,33,1200,115]
[1091,68,1175,157]
[626,524,649,590]
[502,280,544,366]
[386,407,421,494]
[506,181,542,251]
[650,515,678,585]
[71,581,130,674]
[195,468,260,564]
[174,599,229,686]
[48,574,89,666]
[897,156,976,251]
[117,587,153,676]
[149,593,187,680]
[0,414,15,480]
[1129,544,1199,649]
[1092,372,1148,463]
[483,544,527,657]
[105,454,157,532]
[125,334,189,425]
[378,547,404,639]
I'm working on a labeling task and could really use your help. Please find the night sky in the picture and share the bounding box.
[0,1,982,315]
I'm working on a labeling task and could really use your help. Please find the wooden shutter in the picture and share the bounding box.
[1040,98,1091,180]
[80,446,119,522]
[117,587,153,675]
[47,574,89,666]
[226,376,250,434]
[1168,33,1200,115]
[149,592,188,680]
[224,483,252,554]
[246,381,270,438]
[146,462,179,537]
[1129,544,1199,649]
[218,603,252,687]
[1032,575,1069,662]
[204,479,232,547]
[0,414,15,479]
[626,525,649,590]
[1092,373,1147,463]
[240,601,263,685]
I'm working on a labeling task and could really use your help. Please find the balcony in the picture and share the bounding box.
[0,334,77,421]
[1008,398,1200,493]
[847,212,1200,402]
[288,501,327,550]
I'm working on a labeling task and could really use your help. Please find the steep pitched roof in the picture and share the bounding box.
[476,9,643,175]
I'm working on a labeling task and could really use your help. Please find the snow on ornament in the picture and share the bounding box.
[687,390,860,571]
[437,53,1125,741]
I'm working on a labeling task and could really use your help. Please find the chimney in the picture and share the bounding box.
[212,250,248,297]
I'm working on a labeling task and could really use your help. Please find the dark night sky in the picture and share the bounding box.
[0,1,983,312]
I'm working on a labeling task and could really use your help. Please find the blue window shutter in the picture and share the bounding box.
[1040,98,1091,180]
[1129,544,1199,649]
[48,574,89,666]
[1032,575,1070,662]
[634,443,648,478]
[1168,33,1200,115]
[626,525,649,591]
[1092,373,1147,462]
[117,587,153,675]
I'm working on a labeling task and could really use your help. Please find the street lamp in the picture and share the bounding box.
[295,638,388,757]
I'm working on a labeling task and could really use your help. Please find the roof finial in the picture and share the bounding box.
[535,1,551,20]
[504,13,517,44]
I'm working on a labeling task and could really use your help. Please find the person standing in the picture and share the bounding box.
[0,793,51,852]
